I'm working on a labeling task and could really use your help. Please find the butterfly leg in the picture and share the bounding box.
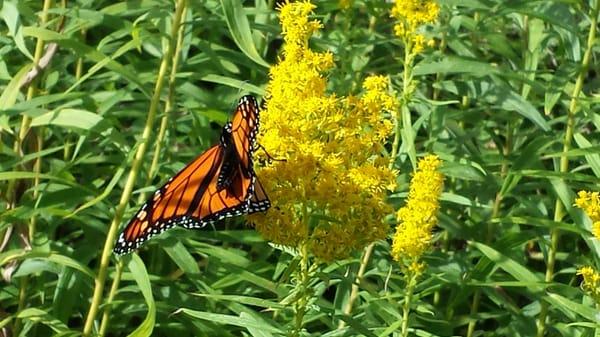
[256,143,286,164]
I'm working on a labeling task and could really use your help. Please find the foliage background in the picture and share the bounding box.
[1,0,599,336]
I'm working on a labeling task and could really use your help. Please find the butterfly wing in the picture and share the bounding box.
[248,175,270,213]
[230,95,260,171]
[113,145,225,254]
[113,95,267,255]
[181,147,255,228]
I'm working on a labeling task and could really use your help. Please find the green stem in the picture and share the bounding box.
[144,6,187,198]
[292,243,310,337]
[98,261,123,337]
[97,11,188,336]
[81,1,188,335]
[338,242,374,329]
[12,1,53,334]
[536,2,598,336]
[401,269,417,337]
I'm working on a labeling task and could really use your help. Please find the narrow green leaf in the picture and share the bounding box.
[0,64,31,112]
[22,27,151,97]
[471,241,543,291]
[574,133,600,177]
[17,308,70,334]
[176,309,283,334]
[546,293,599,321]
[163,241,201,276]
[414,56,501,76]
[484,85,550,131]
[30,108,103,130]
[0,249,94,279]
[0,1,33,59]
[126,254,156,337]
[200,74,265,95]
[220,0,269,68]
[67,166,125,218]
[191,293,285,309]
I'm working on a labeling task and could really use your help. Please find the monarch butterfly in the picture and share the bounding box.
[113,95,270,255]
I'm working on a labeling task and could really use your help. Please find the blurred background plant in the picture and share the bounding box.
[0,0,599,336]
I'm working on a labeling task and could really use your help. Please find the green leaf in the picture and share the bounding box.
[176,309,283,334]
[0,64,31,112]
[220,0,269,68]
[545,293,599,322]
[126,254,156,337]
[0,1,33,59]
[200,74,265,95]
[573,133,600,177]
[22,27,151,97]
[191,293,285,310]
[30,108,104,130]
[0,250,94,279]
[414,56,501,76]
[17,308,71,334]
[484,85,550,131]
[163,241,200,276]
[471,241,544,291]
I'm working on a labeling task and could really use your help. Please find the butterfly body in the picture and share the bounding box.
[113,95,269,255]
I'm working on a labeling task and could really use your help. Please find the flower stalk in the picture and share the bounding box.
[82,1,188,335]
[401,270,419,337]
[536,1,599,336]
[292,243,311,337]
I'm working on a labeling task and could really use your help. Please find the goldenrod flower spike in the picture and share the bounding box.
[391,0,440,53]
[250,1,397,262]
[392,155,444,264]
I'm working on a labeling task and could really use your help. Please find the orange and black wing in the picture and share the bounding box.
[114,145,225,254]
[113,95,267,255]
[248,176,270,213]
[230,95,260,170]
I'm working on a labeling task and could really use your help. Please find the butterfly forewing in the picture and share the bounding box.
[114,145,224,254]
[113,95,270,255]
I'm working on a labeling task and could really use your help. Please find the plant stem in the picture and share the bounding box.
[81,1,188,335]
[98,260,123,337]
[536,2,598,336]
[291,243,310,337]
[12,1,53,334]
[401,270,417,337]
[97,10,187,335]
[338,243,375,329]
[145,6,187,196]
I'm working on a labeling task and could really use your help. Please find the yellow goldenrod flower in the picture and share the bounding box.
[391,155,443,263]
[578,266,600,303]
[250,1,397,262]
[574,190,600,239]
[390,0,439,53]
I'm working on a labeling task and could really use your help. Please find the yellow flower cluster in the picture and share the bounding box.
[250,1,397,262]
[574,190,600,239]
[391,155,443,267]
[577,266,600,303]
[390,0,439,53]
